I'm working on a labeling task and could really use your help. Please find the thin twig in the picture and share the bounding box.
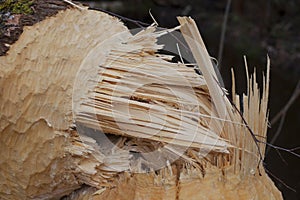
[217,0,231,69]
[261,141,300,158]
[266,112,286,154]
[88,7,150,28]
[169,31,191,53]
[265,80,300,154]
[270,80,300,125]
[290,146,300,152]
[62,0,85,10]
[265,168,297,193]
[275,148,288,166]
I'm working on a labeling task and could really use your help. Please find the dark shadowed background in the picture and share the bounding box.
[77,0,300,199]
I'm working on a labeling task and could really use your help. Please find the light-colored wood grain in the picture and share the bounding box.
[0,6,282,200]
[0,7,128,199]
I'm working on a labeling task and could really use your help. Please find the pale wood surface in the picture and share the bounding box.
[0,7,127,199]
[0,6,283,200]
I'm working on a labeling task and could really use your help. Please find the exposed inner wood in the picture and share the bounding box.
[0,4,282,200]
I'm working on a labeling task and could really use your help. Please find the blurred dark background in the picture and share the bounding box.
[78,0,300,199]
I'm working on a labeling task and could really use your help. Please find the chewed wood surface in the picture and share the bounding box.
[0,3,282,200]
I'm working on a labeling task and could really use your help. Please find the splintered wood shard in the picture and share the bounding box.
[74,25,229,153]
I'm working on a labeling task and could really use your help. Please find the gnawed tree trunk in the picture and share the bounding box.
[0,2,282,200]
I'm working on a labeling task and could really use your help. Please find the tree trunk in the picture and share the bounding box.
[0,2,282,200]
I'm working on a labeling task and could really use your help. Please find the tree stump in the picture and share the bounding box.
[0,1,283,199]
